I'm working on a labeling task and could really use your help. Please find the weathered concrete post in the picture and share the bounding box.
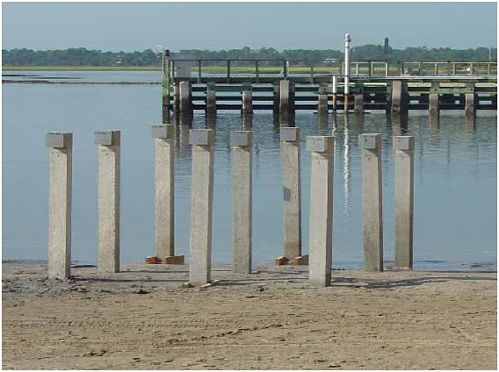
[151,124,176,259]
[354,94,364,114]
[206,83,217,116]
[359,133,383,272]
[279,79,294,123]
[280,127,302,260]
[189,129,215,285]
[179,81,193,117]
[230,131,253,274]
[95,130,121,273]
[390,80,409,115]
[173,82,180,117]
[307,136,335,287]
[332,76,338,111]
[46,132,73,279]
[241,84,253,114]
[273,81,280,118]
[429,95,439,116]
[465,83,476,119]
[317,86,329,116]
[393,136,414,270]
[161,50,171,124]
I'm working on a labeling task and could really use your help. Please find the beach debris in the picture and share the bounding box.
[134,288,150,295]
[161,255,185,265]
[180,282,194,288]
[144,256,160,264]
[292,255,309,266]
[275,256,289,266]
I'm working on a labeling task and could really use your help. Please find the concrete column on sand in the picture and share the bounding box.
[151,124,175,258]
[189,129,215,285]
[280,127,302,260]
[230,131,253,275]
[307,135,335,287]
[46,132,73,279]
[95,130,121,274]
[393,136,415,270]
[359,133,383,272]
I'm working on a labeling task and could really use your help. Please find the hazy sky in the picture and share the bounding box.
[2,2,497,51]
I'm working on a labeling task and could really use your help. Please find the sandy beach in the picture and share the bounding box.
[2,261,496,370]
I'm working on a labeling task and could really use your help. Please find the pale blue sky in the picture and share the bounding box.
[2,2,497,51]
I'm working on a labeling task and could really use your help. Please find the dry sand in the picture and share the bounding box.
[2,261,496,370]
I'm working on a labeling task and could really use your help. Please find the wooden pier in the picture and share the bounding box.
[161,55,497,120]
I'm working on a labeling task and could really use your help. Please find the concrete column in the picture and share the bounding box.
[206,83,217,116]
[465,93,476,118]
[280,127,302,260]
[179,81,192,117]
[306,136,334,287]
[46,132,72,279]
[393,136,414,270]
[359,133,383,272]
[332,76,338,112]
[230,131,253,274]
[241,85,253,114]
[390,80,408,114]
[189,129,215,285]
[273,81,280,118]
[161,50,171,124]
[241,112,253,129]
[429,93,439,117]
[317,92,329,115]
[95,130,121,273]
[152,125,175,258]
[173,82,180,117]
[279,80,294,123]
[354,94,364,114]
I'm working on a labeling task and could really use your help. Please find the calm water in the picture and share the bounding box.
[2,72,497,270]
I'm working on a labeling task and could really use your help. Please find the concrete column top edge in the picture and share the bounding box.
[45,132,72,148]
[94,130,121,146]
[358,133,381,150]
[280,127,300,142]
[306,135,335,153]
[230,131,252,147]
[151,124,175,139]
[393,136,415,151]
[189,128,215,146]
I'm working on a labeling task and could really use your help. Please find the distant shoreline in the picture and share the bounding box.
[2,65,161,71]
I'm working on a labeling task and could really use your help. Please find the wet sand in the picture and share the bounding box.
[2,261,496,369]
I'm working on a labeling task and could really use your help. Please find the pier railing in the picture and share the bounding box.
[166,59,497,82]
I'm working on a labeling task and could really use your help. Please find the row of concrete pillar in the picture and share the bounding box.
[167,80,478,120]
[46,126,414,287]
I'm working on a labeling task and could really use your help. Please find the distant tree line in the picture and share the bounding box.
[3,45,497,67]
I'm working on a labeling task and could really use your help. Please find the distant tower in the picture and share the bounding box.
[383,37,390,62]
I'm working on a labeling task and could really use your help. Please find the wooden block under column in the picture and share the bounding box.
[145,256,160,264]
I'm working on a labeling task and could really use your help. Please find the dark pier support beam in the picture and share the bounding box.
[317,84,329,116]
[161,50,171,124]
[464,83,476,120]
